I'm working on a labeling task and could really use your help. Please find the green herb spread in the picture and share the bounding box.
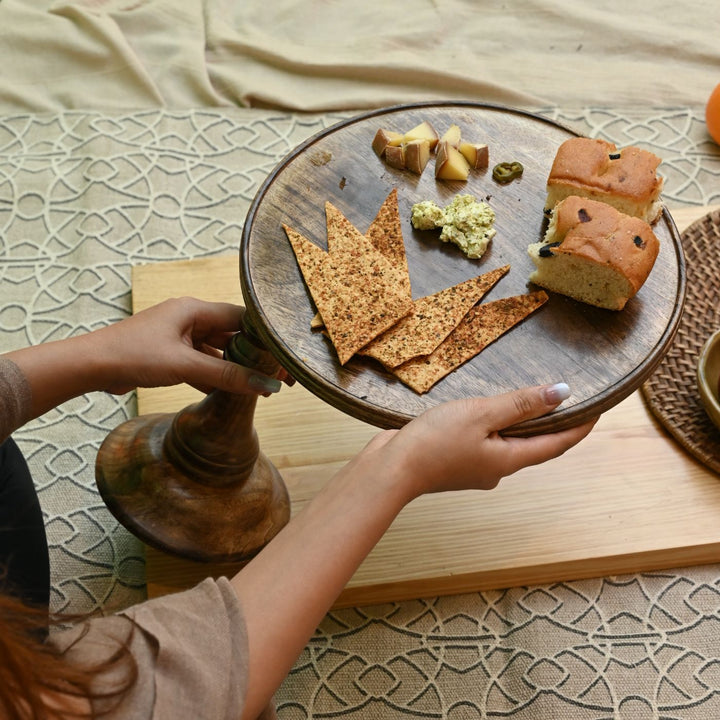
[410,194,496,259]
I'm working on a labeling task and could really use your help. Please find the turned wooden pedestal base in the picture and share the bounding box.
[95,319,290,563]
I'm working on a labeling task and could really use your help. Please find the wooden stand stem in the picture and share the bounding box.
[95,315,290,563]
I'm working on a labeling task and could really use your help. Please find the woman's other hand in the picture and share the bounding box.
[4,297,292,421]
[367,383,596,501]
[93,297,289,396]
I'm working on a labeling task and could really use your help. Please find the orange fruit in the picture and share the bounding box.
[706,82,720,145]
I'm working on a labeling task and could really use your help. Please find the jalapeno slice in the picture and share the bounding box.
[492,161,524,183]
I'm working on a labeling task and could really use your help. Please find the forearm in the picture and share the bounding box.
[0,297,285,437]
[232,386,595,718]
[3,331,112,422]
[232,442,413,720]
[0,358,33,442]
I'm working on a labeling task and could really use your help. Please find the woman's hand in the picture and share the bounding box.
[91,297,289,396]
[4,297,292,423]
[366,383,597,501]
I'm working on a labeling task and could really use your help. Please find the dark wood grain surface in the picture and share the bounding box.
[240,102,685,435]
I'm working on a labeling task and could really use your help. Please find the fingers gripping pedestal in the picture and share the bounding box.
[95,318,290,563]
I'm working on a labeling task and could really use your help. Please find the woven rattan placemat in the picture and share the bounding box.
[642,208,720,474]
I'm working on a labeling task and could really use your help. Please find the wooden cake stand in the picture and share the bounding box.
[95,103,686,563]
[241,102,685,436]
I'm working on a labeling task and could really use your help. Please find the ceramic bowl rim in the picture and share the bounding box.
[697,328,720,428]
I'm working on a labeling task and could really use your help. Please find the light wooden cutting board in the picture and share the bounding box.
[134,205,720,608]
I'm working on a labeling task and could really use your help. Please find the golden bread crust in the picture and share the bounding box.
[549,196,659,294]
[545,137,663,222]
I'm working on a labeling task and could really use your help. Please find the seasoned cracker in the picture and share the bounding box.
[393,291,549,393]
[365,188,412,297]
[312,191,411,331]
[325,201,412,303]
[361,265,510,368]
[283,223,327,325]
[284,220,413,365]
[315,237,413,364]
[283,224,326,282]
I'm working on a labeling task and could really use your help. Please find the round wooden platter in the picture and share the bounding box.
[240,102,686,436]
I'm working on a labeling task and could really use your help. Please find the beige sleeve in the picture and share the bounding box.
[0,358,32,442]
[49,577,277,719]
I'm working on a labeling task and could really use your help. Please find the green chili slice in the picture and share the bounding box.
[492,161,524,183]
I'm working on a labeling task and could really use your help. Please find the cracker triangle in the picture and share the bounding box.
[360,265,510,368]
[316,240,413,364]
[310,192,412,332]
[283,224,326,281]
[325,200,412,302]
[365,188,412,297]
[393,291,549,393]
[284,220,413,365]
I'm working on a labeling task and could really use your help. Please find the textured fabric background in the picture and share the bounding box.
[0,0,718,113]
[2,107,719,717]
[2,0,720,715]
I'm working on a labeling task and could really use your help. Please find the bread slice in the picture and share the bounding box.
[528,196,660,311]
[545,137,664,224]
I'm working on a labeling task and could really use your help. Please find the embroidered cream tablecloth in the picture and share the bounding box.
[2,106,720,718]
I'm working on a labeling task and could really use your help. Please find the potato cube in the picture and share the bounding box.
[404,139,431,174]
[372,128,404,157]
[459,142,489,170]
[384,143,406,170]
[403,121,439,150]
[435,140,470,181]
[440,124,462,148]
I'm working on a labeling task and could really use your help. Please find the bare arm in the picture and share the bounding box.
[233,383,597,720]
[0,297,285,437]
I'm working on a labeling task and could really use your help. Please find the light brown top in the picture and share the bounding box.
[0,357,32,443]
[49,577,277,719]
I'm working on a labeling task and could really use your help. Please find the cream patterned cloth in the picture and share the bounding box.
[1,107,719,719]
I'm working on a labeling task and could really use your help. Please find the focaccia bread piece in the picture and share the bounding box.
[545,137,664,224]
[528,195,660,311]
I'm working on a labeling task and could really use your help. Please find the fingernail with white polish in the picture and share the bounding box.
[249,374,282,394]
[543,382,571,404]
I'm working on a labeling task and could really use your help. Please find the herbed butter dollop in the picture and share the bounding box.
[410,194,496,259]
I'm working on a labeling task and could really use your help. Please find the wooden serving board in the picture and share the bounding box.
[240,103,684,436]
[136,205,720,608]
